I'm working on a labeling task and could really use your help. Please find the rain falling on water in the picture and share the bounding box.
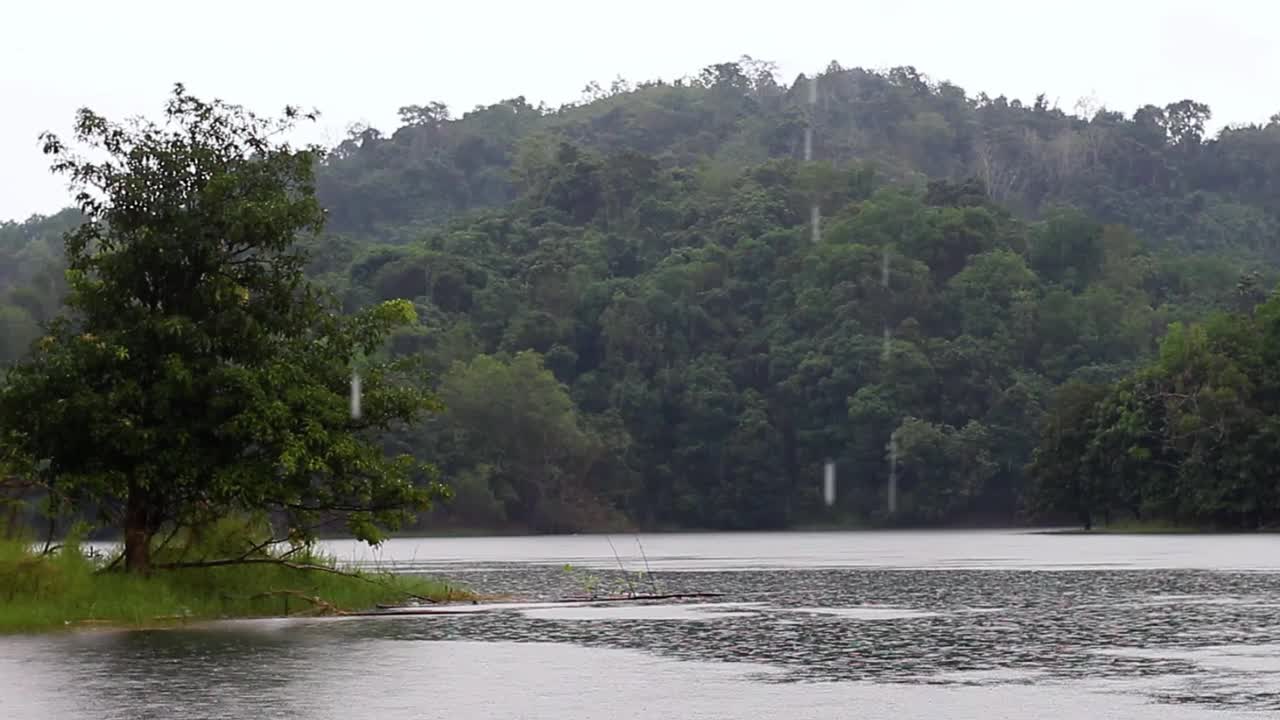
[887,429,899,515]
[881,245,893,365]
[822,459,836,507]
[806,75,820,244]
[350,372,362,420]
[882,239,896,513]
[807,75,898,517]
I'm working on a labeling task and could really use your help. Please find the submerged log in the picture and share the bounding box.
[347,607,496,616]
[555,592,725,603]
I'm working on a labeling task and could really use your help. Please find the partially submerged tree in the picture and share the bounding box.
[0,85,447,572]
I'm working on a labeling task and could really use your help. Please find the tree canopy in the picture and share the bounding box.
[1029,294,1280,530]
[311,59,1280,266]
[0,86,446,571]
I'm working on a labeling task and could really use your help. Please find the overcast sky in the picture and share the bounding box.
[3,0,1276,222]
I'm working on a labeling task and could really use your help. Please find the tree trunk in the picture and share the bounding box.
[124,485,151,574]
[3,502,18,539]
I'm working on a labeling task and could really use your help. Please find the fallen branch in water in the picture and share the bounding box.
[240,589,339,617]
[375,592,512,610]
[344,606,484,617]
[557,591,724,603]
[346,592,728,617]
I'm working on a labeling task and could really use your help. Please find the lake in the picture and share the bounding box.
[3,530,1279,719]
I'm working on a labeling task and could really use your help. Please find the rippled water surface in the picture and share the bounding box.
[4,530,1280,719]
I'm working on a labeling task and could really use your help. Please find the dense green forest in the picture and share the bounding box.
[1029,294,1280,530]
[4,59,1279,532]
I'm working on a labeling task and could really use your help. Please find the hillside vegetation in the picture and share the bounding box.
[4,58,1279,531]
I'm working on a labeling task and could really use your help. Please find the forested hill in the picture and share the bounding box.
[3,59,1280,532]
[315,59,1280,256]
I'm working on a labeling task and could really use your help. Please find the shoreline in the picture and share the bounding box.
[333,524,1279,540]
[0,536,476,636]
[9,525,1276,636]
[1031,527,1280,536]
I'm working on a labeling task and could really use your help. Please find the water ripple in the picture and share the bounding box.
[344,565,1280,711]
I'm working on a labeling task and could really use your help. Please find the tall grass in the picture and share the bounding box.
[0,517,469,634]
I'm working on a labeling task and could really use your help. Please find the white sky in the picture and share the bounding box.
[2,0,1277,222]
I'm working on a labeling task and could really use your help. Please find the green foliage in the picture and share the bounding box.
[1027,382,1113,528]
[303,60,1280,270]
[0,87,446,571]
[1030,291,1280,529]
[426,351,629,532]
[377,148,1237,529]
[892,418,997,523]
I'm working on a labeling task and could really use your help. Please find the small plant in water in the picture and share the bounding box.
[562,563,603,599]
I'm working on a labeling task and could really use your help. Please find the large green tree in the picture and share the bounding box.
[0,86,446,572]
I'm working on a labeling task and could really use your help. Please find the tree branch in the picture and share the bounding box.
[39,513,57,556]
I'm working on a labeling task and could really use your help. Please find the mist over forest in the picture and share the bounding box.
[5,58,1280,533]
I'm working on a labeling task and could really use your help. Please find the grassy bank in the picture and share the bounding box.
[0,525,470,634]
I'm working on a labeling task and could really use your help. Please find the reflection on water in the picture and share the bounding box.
[11,636,1271,720]
[6,531,1280,719]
